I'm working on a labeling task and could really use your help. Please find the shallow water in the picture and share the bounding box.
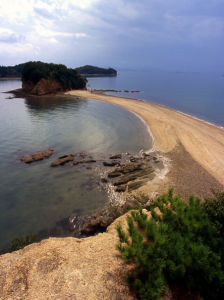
[87,70,224,127]
[0,80,151,248]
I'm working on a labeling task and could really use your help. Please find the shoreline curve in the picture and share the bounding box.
[66,90,224,186]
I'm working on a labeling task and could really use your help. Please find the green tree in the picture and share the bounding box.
[117,189,224,300]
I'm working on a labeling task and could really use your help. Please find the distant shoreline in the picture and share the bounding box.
[66,89,224,193]
[0,77,21,80]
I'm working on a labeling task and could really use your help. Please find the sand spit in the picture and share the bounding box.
[66,90,224,187]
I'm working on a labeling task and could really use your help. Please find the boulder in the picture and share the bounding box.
[103,161,120,167]
[79,152,88,158]
[115,185,127,193]
[108,171,122,178]
[109,154,122,159]
[51,154,74,167]
[21,150,54,164]
[80,215,113,235]
[78,159,96,164]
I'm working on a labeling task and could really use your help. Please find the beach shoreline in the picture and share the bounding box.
[66,90,224,191]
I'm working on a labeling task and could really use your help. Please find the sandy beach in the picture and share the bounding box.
[66,90,224,194]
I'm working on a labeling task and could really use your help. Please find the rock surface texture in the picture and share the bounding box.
[22,78,64,95]
[0,214,135,300]
[21,150,54,163]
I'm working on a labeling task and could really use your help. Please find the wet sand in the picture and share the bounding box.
[66,90,224,196]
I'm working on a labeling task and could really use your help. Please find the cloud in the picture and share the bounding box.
[0,28,24,43]
[0,0,223,71]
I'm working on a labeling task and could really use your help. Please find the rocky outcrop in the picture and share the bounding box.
[21,150,54,163]
[107,159,155,193]
[22,78,64,95]
[0,213,135,300]
[51,154,75,167]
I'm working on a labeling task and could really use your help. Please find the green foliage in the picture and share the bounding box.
[204,192,224,236]
[117,189,224,300]
[0,63,25,78]
[75,65,117,76]
[21,61,87,89]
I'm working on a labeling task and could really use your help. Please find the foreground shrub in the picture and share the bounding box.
[117,189,224,300]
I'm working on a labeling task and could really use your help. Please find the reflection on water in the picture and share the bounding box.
[25,95,87,112]
[0,80,151,248]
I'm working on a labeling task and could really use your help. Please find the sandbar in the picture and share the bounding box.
[66,90,224,188]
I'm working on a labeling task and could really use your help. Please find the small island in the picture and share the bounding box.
[75,65,117,77]
[21,61,87,95]
[0,63,25,78]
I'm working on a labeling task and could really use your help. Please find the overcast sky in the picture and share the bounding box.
[0,0,223,71]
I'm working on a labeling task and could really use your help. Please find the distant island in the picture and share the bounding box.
[0,63,25,78]
[0,63,117,78]
[75,65,117,77]
[21,61,87,95]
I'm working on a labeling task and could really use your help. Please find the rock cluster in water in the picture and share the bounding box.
[21,150,54,163]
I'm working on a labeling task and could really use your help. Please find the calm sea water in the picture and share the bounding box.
[0,79,150,248]
[87,70,224,127]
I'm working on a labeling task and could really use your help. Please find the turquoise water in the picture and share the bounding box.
[87,70,224,127]
[0,80,151,248]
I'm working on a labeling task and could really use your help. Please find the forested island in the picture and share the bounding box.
[21,61,87,95]
[0,63,25,78]
[75,65,117,77]
[0,63,117,78]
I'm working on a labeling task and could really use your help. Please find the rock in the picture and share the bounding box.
[21,150,54,163]
[109,154,122,159]
[115,185,126,193]
[0,213,135,300]
[23,78,64,95]
[80,216,113,235]
[31,152,44,161]
[108,171,122,178]
[113,168,154,186]
[51,154,74,167]
[79,152,88,158]
[73,160,80,165]
[128,180,145,191]
[107,159,155,189]
[78,159,96,164]
[101,178,108,183]
[43,150,54,158]
[21,155,33,163]
[103,161,120,167]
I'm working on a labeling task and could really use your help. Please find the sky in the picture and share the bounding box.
[0,0,223,71]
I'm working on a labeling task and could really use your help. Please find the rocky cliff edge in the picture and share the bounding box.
[0,213,135,300]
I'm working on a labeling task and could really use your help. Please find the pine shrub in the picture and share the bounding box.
[116,189,224,300]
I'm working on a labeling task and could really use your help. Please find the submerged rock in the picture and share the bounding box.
[79,152,88,158]
[109,154,122,159]
[21,150,54,163]
[51,154,74,167]
[103,161,120,167]
[78,159,96,164]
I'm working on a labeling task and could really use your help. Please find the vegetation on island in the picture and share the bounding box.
[0,63,25,78]
[75,65,117,76]
[0,62,117,79]
[117,189,224,300]
[22,61,87,90]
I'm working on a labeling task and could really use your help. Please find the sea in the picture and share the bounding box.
[0,69,223,249]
